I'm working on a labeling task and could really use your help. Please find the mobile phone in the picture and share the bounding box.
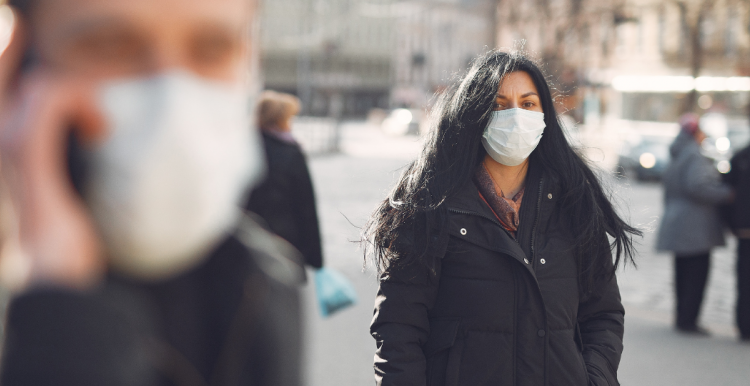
[66,131,89,197]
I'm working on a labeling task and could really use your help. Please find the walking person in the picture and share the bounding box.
[246,91,357,318]
[365,51,640,386]
[656,113,734,335]
[725,133,750,341]
[246,91,323,269]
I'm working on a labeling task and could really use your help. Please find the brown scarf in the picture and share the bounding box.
[473,164,524,237]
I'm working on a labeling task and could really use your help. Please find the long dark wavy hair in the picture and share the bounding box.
[363,50,640,294]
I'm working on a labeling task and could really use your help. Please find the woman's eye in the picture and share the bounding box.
[523,101,535,108]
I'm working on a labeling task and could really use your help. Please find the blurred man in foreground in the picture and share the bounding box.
[0,0,304,385]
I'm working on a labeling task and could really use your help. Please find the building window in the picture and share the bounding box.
[658,7,665,53]
[725,9,736,57]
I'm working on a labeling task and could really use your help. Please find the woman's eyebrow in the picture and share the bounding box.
[496,92,539,98]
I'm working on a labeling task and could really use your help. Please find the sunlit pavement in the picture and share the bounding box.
[300,121,750,386]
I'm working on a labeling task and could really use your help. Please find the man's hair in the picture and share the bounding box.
[8,0,33,15]
[256,90,300,131]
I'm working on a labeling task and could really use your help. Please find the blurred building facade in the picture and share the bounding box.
[260,0,396,117]
[391,0,494,108]
[260,0,495,117]
[495,0,750,127]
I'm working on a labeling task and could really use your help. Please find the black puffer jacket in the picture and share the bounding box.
[371,165,624,386]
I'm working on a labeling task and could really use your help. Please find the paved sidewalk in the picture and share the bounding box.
[619,306,750,386]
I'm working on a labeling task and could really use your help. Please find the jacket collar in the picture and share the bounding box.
[445,160,546,276]
[447,159,544,226]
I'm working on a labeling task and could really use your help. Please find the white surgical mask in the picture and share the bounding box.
[481,108,546,166]
[84,71,265,280]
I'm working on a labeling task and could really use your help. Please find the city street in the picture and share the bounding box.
[299,123,750,386]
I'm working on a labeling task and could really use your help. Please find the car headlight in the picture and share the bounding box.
[392,108,413,125]
[717,160,731,174]
[639,153,656,169]
[715,137,730,154]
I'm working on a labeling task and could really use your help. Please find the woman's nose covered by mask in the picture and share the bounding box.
[84,71,265,280]
[481,108,546,166]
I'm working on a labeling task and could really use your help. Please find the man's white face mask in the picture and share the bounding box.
[481,108,546,166]
[84,71,265,280]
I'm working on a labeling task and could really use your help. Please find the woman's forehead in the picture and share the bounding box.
[497,71,538,96]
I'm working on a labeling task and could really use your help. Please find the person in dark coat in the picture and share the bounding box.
[364,51,640,386]
[726,135,750,341]
[246,91,323,269]
[656,113,734,335]
[0,0,305,385]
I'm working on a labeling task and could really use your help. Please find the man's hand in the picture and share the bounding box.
[0,17,106,290]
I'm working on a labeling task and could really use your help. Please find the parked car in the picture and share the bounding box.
[618,134,674,181]
[381,108,422,136]
[700,113,742,174]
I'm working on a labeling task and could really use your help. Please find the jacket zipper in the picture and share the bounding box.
[529,176,548,386]
[530,176,544,266]
[447,207,520,245]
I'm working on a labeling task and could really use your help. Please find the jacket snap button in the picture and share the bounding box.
[547,193,553,199]
[538,329,546,337]
[540,258,546,264]
[523,258,529,264]
[460,228,467,235]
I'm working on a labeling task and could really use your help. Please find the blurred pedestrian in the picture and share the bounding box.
[246,91,323,269]
[0,0,305,385]
[657,113,734,335]
[246,91,357,318]
[365,51,640,386]
[725,129,750,342]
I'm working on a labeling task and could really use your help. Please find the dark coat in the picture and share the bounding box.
[1,216,305,386]
[246,132,323,268]
[371,164,624,386]
[726,145,750,231]
[656,132,732,254]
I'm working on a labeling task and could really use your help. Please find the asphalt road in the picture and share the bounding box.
[299,124,750,386]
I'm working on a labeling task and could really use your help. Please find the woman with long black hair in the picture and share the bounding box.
[365,51,640,386]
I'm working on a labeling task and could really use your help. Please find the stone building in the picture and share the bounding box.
[495,0,750,126]
[391,0,494,108]
[260,0,496,117]
[260,0,396,117]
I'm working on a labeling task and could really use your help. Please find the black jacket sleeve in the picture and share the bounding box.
[577,253,625,386]
[289,150,324,268]
[246,136,323,269]
[370,259,441,386]
[1,289,153,386]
